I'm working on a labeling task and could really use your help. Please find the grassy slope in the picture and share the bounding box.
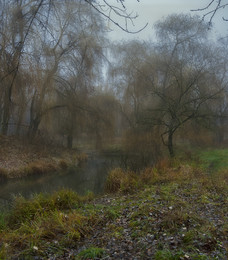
[0,158,227,259]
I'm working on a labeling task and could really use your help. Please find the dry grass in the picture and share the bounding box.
[105,168,139,193]
[105,158,228,194]
[0,189,96,258]
[58,159,69,169]
[0,135,87,180]
[0,168,8,182]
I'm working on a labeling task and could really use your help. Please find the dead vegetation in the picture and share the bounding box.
[0,135,87,180]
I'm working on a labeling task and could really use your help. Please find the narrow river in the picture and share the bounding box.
[0,154,118,210]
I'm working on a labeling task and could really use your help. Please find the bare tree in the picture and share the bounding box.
[50,1,107,148]
[111,14,227,157]
[0,0,54,135]
[0,0,143,137]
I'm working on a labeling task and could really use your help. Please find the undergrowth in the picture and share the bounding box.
[0,158,227,259]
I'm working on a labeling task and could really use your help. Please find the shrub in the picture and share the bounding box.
[121,130,162,171]
[58,159,68,169]
[105,168,138,193]
[105,168,126,193]
[26,161,58,175]
[140,167,160,184]
[0,168,8,182]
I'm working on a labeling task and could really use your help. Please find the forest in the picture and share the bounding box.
[0,0,227,158]
[0,0,228,259]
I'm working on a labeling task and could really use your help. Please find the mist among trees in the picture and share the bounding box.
[0,0,227,162]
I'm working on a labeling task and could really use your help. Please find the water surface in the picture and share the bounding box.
[0,154,118,210]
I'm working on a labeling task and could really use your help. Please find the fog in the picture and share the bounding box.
[0,0,227,160]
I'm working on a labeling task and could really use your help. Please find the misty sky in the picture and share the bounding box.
[107,0,228,42]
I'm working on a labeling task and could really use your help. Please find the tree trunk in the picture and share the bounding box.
[168,130,174,157]
[67,134,73,149]
[95,130,102,150]
[16,107,25,136]
[1,90,11,135]
[67,117,74,149]
[28,117,41,141]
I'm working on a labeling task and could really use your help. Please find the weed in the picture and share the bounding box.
[159,209,189,232]
[0,212,7,231]
[105,208,120,220]
[58,159,68,169]
[140,167,160,184]
[77,247,105,259]
[105,168,126,193]
[0,190,96,258]
[76,153,88,163]
[190,254,208,260]
[183,230,197,244]
[0,243,8,260]
[105,168,138,193]
[26,161,58,175]
[154,249,184,260]
[7,189,91,228]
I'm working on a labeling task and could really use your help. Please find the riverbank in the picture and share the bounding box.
[0,135,87,181]
[0,162,227,259]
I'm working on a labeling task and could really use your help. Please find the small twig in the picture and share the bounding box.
[191,0,228,25]
[84,0,148,34]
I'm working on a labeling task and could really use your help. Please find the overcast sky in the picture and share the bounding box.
[107,0,228,42]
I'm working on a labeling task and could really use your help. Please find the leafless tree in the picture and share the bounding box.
[111,14,227,157]
[0,0,144,137]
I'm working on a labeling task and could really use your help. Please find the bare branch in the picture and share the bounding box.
[84,0,148,33]
[191,0,228,25]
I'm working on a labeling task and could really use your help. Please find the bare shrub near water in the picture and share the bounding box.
[105,157,228,194]
[0,168,8,182]
[105,168,139,193]
[121,130,162,171]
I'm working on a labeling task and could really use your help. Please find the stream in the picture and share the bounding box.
[0,154,119,210]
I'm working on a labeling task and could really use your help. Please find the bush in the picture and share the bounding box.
[0,168,8,182]
[121,130,162,171]
[105,168,138,193]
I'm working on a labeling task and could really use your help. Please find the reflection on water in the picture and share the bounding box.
[0,154,118,210]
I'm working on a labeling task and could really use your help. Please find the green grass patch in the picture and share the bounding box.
[77,247,106,259]
[195,148,228,172]
[154,249,185,260]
